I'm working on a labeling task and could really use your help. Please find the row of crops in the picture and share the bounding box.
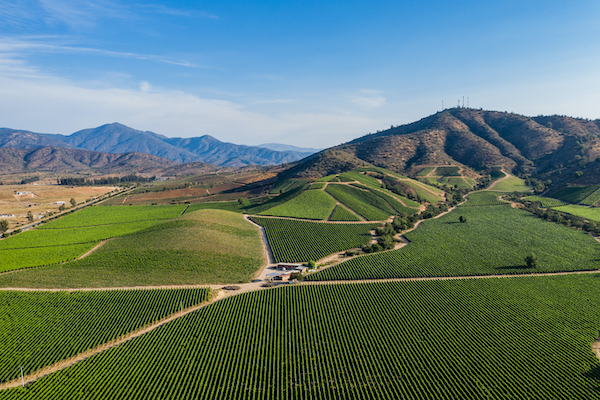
[0,288,210,383]
[0,210,264,288]
[0,205,187,273]
[258,190,337,220]
[3,276,600,398]
[250,217,378,262]
[329,205,362,221]
[461,191,505,207]
[549,185,600,205]
[306,205,600,280]
[523,196,566,208]
[488,175,531,192]
[554,205,600,222]
[325,185,395,221]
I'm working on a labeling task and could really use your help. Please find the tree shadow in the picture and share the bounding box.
[583,364,600,392]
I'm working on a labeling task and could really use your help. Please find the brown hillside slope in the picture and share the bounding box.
[0,147,179,174]
[284,109,600,181]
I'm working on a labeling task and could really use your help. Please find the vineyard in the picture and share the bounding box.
[306,205,600,280]
[38,205,186,229]
[461,191,505,207]
[554,205,600,222]
[581,187,600,206]
[250,217,378,262]
[338,171,382,189]
[523,196,565,208]
[3,276,600,399]
[549,185,599,204]
[351,184,419,215]
[0,288,210,383]
[434,166,461,176]
[489,176,531,192]
[416,166,435,176]
[258,190,336,220]
[184,202,245,213]
[325,184,392,221]
[0,205,188,272]
[329,205,362,221]
[0,210,264,288]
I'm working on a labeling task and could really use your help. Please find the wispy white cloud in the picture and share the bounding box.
[0,36,210,68]
[351,90,386,108]
[0,56,377,147]
[137,4,218,19]
[38,0,131,28]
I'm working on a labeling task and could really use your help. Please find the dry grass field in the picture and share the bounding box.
[0,184,116,227]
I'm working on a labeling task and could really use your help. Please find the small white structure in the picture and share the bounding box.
[277,263,303,271]
[15,191,31,196]
[53,201,66,205]
[0,214,14,218]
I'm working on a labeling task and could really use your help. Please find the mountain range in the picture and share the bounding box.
[0,123,317,167]
[284,108,600,185]
[0,146,180,174]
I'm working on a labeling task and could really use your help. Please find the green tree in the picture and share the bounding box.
[27,211,34,223]
[59,204,66,212]
[306,260,316,269]
[459,215,467,223]
[525,254,538,269]
[0,219,8,233]
[70,198,77,207]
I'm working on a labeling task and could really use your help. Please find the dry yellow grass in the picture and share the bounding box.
[0,184,116,227]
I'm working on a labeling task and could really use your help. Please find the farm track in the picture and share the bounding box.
[246,214,381,224]
[77,239,110,260]
[0,291,218,391]
[6,172,600,389]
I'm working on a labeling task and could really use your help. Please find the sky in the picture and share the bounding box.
[1,0,599,148]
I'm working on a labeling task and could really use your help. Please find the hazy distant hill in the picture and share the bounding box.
[0,123,313,167]
[61,123,199,164]
[0,146,178,174]
[0,128,72,149]
[165,135,306,166]
[284,109,600,185]
[258,143,320,154]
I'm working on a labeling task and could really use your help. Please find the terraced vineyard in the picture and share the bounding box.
[325,184,392,221]
[258,190,336,220]
[0,210,264,288]
[306,205,600,280]
[0,288,209,383]
[250,217,377,262]
[329,205,362,221]
[3,276,600,399]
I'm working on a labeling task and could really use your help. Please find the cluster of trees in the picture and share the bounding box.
[521,200,600,234]
[58,175,154,186]
[20,176,40,184]
[381,176,422,202]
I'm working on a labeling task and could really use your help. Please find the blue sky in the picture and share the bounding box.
[1,0,599,148]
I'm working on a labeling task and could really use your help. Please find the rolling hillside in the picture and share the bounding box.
[0,146,178,173]
[283,109,600,186]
